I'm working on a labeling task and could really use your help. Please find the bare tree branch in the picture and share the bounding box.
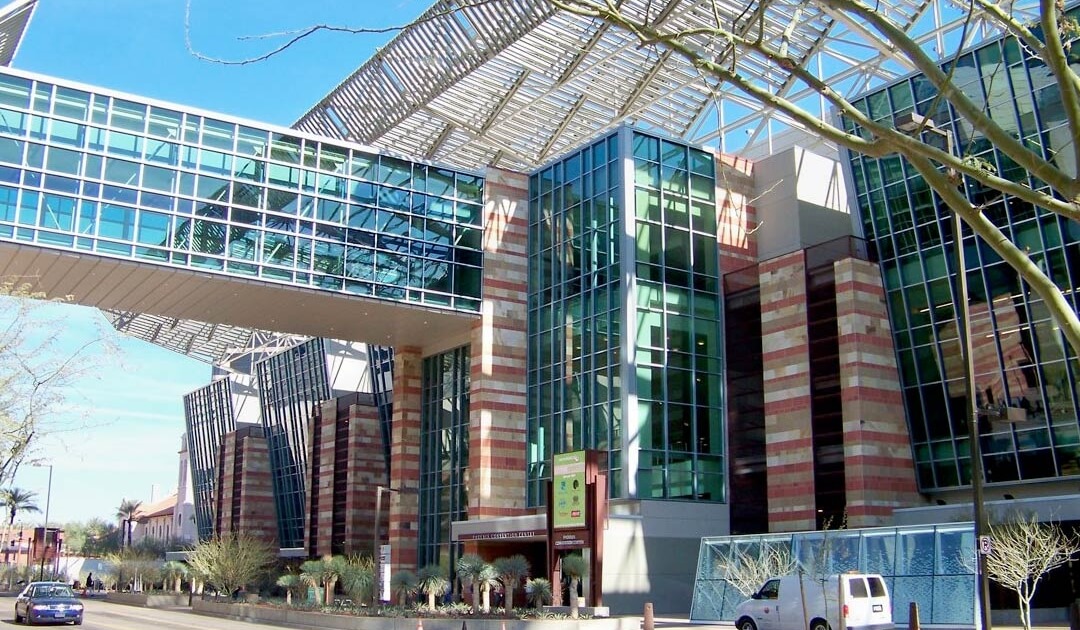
[985,512,1080,630]
[184,0,505,66]
[547,0,1080,355]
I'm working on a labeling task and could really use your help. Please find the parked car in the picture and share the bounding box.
[14,581,84,625]
[734,572,892,630]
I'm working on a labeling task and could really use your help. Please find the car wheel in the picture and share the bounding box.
[737,617,757,630]
[810,619,830,630]
[73,619,83,626]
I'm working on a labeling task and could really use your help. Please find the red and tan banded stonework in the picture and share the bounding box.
[759,250,816,532]
[215,428,278,545]
[470,167,529,519]
[388,346,422,569]
[834,258,918,526]
[305,398,383,557]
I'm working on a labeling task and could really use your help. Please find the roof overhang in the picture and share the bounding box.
[0,0,36,67]
[295,0,1041,171]
[0,242,476,362]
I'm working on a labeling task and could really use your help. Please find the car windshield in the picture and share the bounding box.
[34,585,74,598]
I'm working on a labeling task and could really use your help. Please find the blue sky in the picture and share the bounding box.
[7,0,413,524]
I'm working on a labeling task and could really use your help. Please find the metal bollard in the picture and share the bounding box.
[909,601,920,630]
[643,602,655,630]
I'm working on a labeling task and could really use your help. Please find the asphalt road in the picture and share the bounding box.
[0,598,312,630]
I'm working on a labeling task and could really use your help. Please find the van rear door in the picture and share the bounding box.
[842,575,892,630]
[864,575,892,628]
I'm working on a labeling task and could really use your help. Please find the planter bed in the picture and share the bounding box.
[192,599,639,630]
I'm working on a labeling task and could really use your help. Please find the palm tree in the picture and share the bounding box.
[0,488,38,590]
[494,554,530,613]
[0,488,38,566]
[417,564,449,611]
[1,488,39,528]
[560,554,588,619]
[115,499,141,549]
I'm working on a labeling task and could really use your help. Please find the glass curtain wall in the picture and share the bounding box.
[526,128,725,506]
[183,378,235,541]
[369,345,395,475]
[842,22,1080,492]
[0,68,485,311]
[256,337,331,548]
[630,130,725,501]
[527,132,622,505]
[689,524,976,625]
[418,346,470,572]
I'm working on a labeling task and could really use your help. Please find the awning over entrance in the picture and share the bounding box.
[451,514,546,543]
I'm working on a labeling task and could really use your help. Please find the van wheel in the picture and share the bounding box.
[810,619,830,630]
[737,617,757,630]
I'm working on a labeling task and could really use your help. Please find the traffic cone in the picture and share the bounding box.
[416,618,423,630]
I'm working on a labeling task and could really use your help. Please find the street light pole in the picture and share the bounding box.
[894,112,991,630]
[33,464,52,582]
[954,210,993,630]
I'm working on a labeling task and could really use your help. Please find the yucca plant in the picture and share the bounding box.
[494,554,530,614]
[299,559,328,604]
[417,564,450,611]
[560,554,588,618]
[455,553,488,614]
[525,577,552,608]
[391,569,417,606]
[276,573,301,606]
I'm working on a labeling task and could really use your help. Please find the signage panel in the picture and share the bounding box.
[552,450,587,530]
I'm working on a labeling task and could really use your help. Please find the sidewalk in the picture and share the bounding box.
[646,617,1073,630]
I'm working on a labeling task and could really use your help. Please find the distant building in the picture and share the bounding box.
[130,495,176,547]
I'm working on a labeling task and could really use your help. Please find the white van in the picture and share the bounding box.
[733,572,893,630]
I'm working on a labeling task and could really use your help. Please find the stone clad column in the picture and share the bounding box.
[469,167,529,519]
[835,258,918,526]
[388,346,422,568]
[760,250,816,532]
[344,402,384,556]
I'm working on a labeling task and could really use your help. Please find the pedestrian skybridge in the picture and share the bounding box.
[0,67,485,355]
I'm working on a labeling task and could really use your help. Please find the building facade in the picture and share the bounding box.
[1,0,1077,616]
[841,19,1080,503]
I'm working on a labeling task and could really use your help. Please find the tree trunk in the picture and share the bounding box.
[324,577,337,605]
[286,590,292,606]
[471,582,481,614]
[569,577,580,619]
[1019,592,1033,630]
[506,586,515,615]
[428,591,436,610]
